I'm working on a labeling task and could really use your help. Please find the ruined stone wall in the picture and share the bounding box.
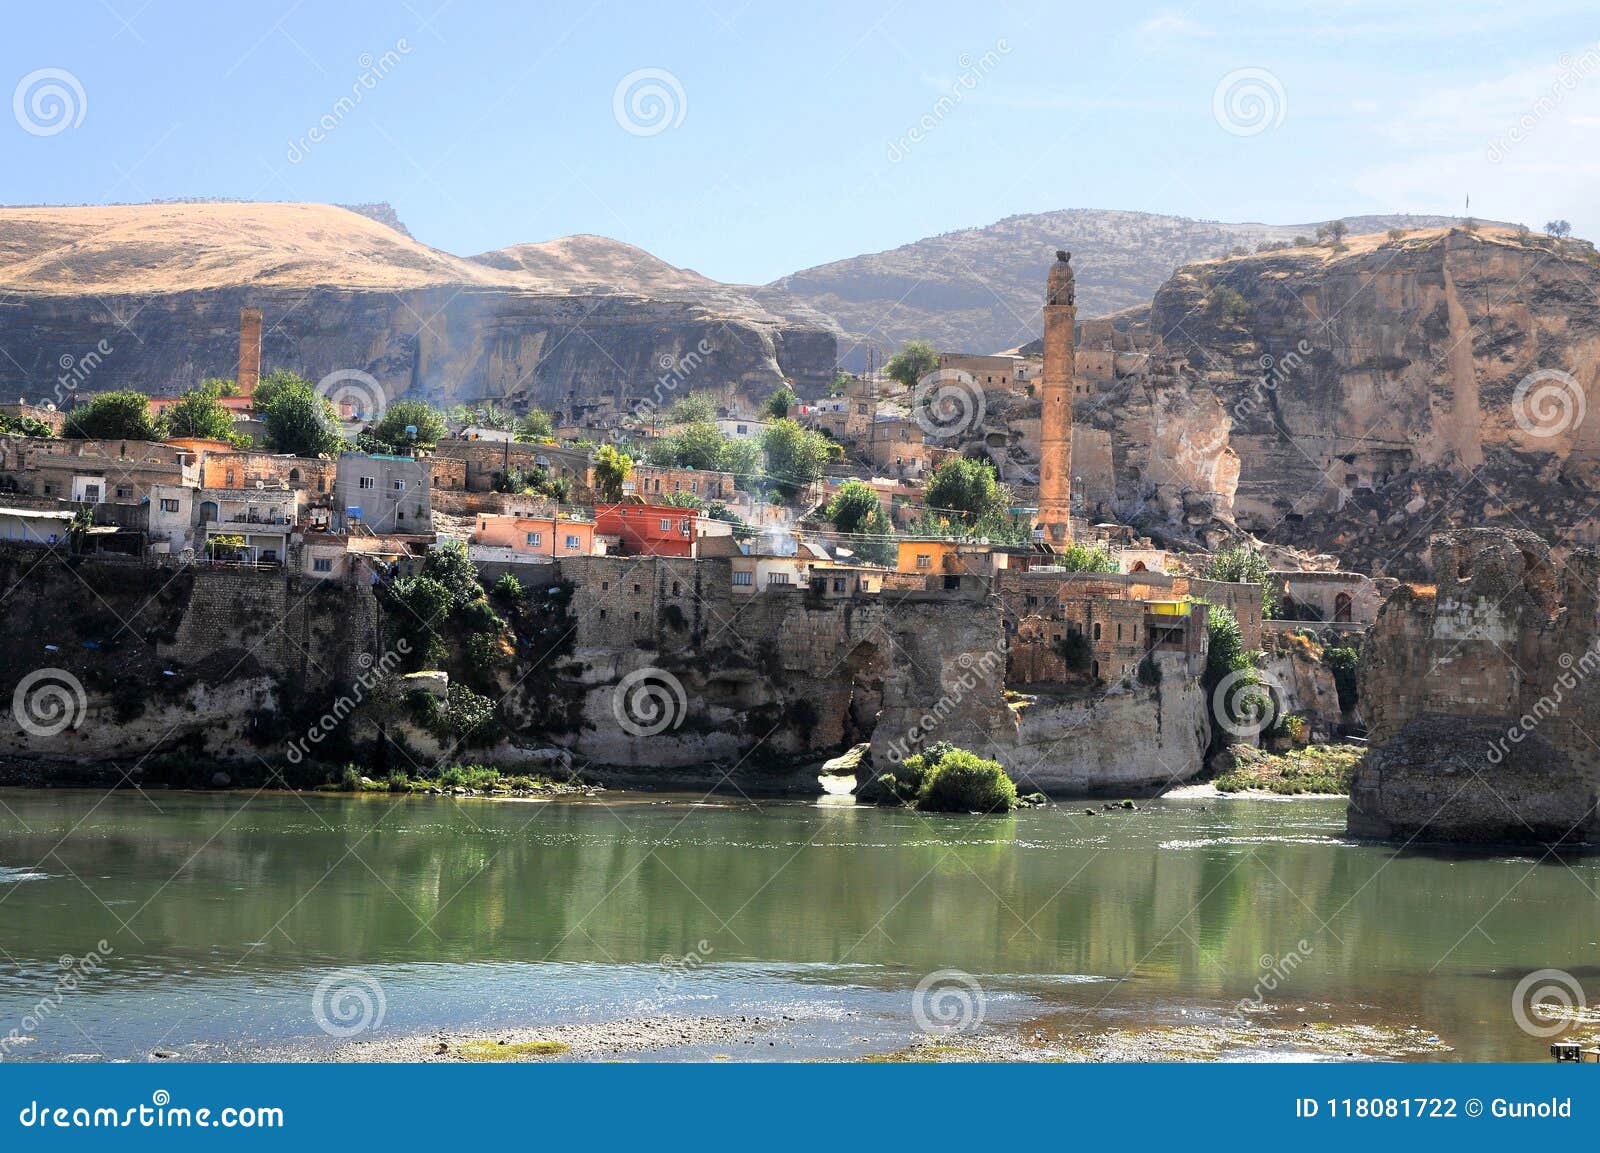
[1351,528,1600,842]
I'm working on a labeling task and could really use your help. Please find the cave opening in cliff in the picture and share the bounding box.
[842,640,885,745]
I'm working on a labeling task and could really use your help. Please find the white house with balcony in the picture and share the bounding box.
[196,486,300,565]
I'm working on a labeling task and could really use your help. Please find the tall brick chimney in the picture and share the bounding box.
[237,307,263,396]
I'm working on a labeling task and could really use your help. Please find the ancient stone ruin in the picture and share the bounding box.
[1349,528,1600,843]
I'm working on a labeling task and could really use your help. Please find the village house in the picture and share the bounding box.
[431,438,592,496]
[594,501,698,557]
[0,437,200,504]
[469,511,597,564]
[334,452,433,533]
[196,486,300,565]
[200,450,336,505]
[0,504,75,545]
[1270,569,1381,625]
[626,464,735,502]
[938,352,1025,392]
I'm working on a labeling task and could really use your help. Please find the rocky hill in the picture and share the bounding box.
[0,202,836,413]
[1094,225,1600,576]
[761,209,1488,363]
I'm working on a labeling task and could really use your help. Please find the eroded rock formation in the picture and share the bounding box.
[1349,528,1600,843]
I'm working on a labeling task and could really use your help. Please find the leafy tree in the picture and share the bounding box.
[1323,645,1360,713]
[825,480,882,536]
[1315,220,1349,245]
[515,408,554,442]
[660,490,704,509]
[1546,219,1572,239]
[251,369,314,412]
[374,400,447,449]
[718,435,761,481]
[760,418,835,497]
[1202,604,1267,752]
[0,413,55,439]
[593,444,633,501]
[653,420,728,472]
[925,456,1008,524]
[897,745,1017,813]
[386,575,453,666]
[1206,285,1249,325]
[62,390,162,440]
[165,382,237,441]
[764,386,798,420]
[827,373,851,397]
[1204,544,1279,617]
[260,379,342,457]
[884,340,939,389]
[1054,542,1119,573]
[667,392,717,424]
[421,540,483,609]
[211,377,241,397]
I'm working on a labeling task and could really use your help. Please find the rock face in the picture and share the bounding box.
[1348,528,1600,843]
[0,203,836,412]
[1131,227,1600,576]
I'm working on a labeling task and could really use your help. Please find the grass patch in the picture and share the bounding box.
[455,1039,570,1061]
[1213,743,1363,795]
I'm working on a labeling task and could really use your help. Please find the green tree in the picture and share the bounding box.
[761,418,835,498]
[251,369,313,412]
[374,400,447,449]
[0,413,55,439]
[827,372,851,397]
[661,420,728,472]
[925,456,1008,524]
[62,390,162,440]
[825,480,883,536]
[593,444,633,502]
[885,340,939,389]
[717,436,761,481]
[1055,542,1119,573]
[515,408,555,442]
[668,392,718,424]
[1206,285,1249,325]
[165,382,237,441]
[260,380,343,457]
[421,540,483,609]
[1204,544,1279,617]
[1547,219,1572,239]
[764,386,798,420]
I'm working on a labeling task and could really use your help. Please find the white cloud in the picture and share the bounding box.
[1135,8,1211,50]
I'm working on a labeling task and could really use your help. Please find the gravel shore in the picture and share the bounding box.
[322,1014,783,1062]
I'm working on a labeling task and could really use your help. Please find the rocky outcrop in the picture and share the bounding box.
[1348,528,1600,843]
[1099,227,1600,575]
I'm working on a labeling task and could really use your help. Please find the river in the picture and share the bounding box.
[0,788,1592,1061]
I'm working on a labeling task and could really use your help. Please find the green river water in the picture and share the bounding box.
[0,788,1594,1061]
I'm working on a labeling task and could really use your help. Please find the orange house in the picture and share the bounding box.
[470,513,594,560]
[594,501,696,557]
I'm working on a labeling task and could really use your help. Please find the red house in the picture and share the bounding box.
[594,501,697,557]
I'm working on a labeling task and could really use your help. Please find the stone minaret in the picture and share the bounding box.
[1036,250,1075,547]
[237,307,263,397]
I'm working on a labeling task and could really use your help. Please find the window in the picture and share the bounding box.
[601,581,609,592]
[732,571,753,587]
[359,476,375,490]
[115,485,132,499]
[599,609,607,620]
[672,581,681,596]
[415,505,424,518]
[633,583,641,594]
[916,554,931,570]
[768,572,791,586]
[317,478,326,493]
[832,578,845,593]
[312,558,333,573]
[565,535,580,550]
[526,532,543,547]
[160,499,180,514]
[225,470,235,487]
[392,480,404,491]
[289,468,300,483]
[1093,622,1102,641]
[660,519,671,531]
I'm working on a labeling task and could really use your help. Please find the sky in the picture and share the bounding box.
[5,0,1600,284]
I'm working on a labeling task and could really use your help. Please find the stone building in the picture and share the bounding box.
[334,452,433,533]
[0,437,200,504]
[626,465,735,502]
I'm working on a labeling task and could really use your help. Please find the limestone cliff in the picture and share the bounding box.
[1100,227,1600,575]
[0,203,837,413]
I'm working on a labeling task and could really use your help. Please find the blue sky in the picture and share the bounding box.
[5,1,1599,283]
